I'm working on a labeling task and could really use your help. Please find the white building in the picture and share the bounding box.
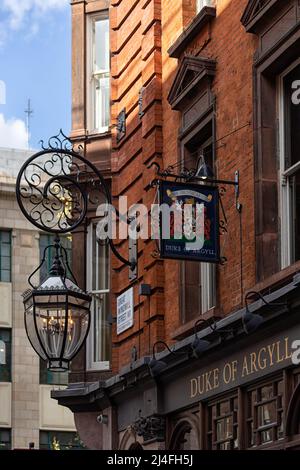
[0,147,79,450]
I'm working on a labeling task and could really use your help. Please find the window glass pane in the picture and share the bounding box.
[0,429,11,450]
[39,431,85,450]
[94,18,109,72]
[0,271,10,282]
[261,385,273,401]
[0,340,6,364]
[284,63,300,170]
[0,329,11,382]
[88,224,111,367]
[95,75,110,130]
[0,231,11,282]
[258,402,276,427]
[1,257,10,271]
[207,397,238,449]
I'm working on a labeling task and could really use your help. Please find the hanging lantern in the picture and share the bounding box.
[23,237,91,371]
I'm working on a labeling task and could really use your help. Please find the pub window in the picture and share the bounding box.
[246,378,284,447]
[206,396,238,450]
[86,222,111,370]
[278,59,300,268]
[0,329,11,382]
[0,429,11,450]
[0,231,11,282]
[180,120,216,322]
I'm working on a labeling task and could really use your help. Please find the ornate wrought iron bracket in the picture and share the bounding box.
[148,161,241,212]
[16,130,137,275]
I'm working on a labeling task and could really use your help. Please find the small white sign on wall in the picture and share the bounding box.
[117,287,134,335]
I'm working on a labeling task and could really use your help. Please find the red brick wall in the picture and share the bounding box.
[110,0,258,371]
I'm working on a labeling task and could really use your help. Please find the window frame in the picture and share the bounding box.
[0,230,11,283]
[39,430,84,450]
[0,428,11,450]
[278,57,300,268]
[246,376,284,448]
[86,222,111,371]
[0,329,11,382]
[86,12,110,134]
[206,394,239,450]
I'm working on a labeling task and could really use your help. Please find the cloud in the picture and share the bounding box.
[0,113,28,149]
[0,0,68,43]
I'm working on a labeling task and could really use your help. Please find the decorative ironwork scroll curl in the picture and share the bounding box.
[16,130,135,269]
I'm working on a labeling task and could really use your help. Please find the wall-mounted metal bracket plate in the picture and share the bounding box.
[129,236,137,281]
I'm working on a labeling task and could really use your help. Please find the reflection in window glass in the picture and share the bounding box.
[0,340,5,364]
[39,431,85,450]
[279,62,300,266]
[0,231,11,282]
[86,223,111,369]
[90,15,110,132]
[0,330,11,382]
[207,397,238,450]
[0,429,11,450]
[247,379,284,447]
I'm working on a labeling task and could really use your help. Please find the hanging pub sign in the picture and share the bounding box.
[158,180,220,263]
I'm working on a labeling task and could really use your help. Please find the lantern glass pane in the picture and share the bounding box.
[24,304,47,360]
[63,305,90,359]
[23,283,90,371]
[35,304,68,359]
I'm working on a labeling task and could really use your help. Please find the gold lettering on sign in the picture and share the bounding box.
[284,337,292,360]
[223,362,231,384]
[267,343,276,366]
[190,368,220,398]
[242,355,249,378]
[276,341,285,363]
[258,347,267,370]
[213,368,219,389]
[250,352,258,373]
[190,378,197,398]
[190,336,293,399]
[205,371,213,391]
[232,360,238,381]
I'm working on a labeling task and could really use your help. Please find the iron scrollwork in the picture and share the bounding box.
[16,130,136,270]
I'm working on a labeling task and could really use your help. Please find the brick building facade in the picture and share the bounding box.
[53,0,300,450]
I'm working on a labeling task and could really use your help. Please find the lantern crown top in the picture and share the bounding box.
[23,235,90,300]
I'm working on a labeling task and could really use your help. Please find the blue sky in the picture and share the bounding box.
[0,0,71,150]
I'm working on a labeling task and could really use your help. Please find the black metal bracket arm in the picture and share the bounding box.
[15,130,137,274]
[148,161,241,212]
